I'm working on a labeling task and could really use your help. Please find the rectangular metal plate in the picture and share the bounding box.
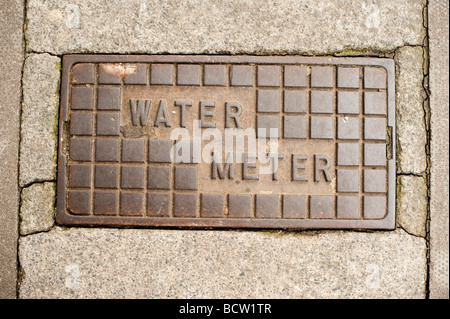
[57,55,395,229]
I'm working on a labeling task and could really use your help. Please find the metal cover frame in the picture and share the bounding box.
[56,55,396,230]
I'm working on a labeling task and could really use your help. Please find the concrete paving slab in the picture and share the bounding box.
[395,46,427,175]
[429,0,449,299]
[25,0,425,55]
[19,228,426,299]
[19,53,60,186]
[396,175,428,237]
[0,0,24,299]
[20,182,56,236]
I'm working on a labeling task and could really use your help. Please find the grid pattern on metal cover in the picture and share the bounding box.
[57,55,395,229]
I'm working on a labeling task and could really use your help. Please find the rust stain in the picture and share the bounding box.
[102,63,138,77]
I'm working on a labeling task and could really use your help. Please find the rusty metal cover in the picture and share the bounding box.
[56,55,395,229]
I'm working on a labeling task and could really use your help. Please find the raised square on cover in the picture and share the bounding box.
[174,166,198,190]
[337,117,359,140]
[97,87,121,110]
[95,139,119,162]
[94,191,117,216]
[284,90,307,113]
[68,191,91,215]
[311,66,334,87]
[98,63,121,84]
[364,118,387,141]
[257,65,280,87]
[177,64,200,86]
[71,87,93,110]
[122,139,145,163]
[337,196,359,219]
[257,115,280,138]
[337,169,359,193]
[96,113,119,136]
[364,144,386,166]
[173,140,200,164]
[231,65,253,86]
[338,67,360,88]
[228,194,252,218]
[310,196,333,219]
[364,67,386,89]
[124,64,147,85]
[337,143,359,166]
[311,91,333,114]
[120,192,144,216]
[283,195,306,219]
[70,138,92,162]
[338,91,359,114]
[284,65,307,87]
[147,166,171,190]
[173,193,197,217]
[364,196,386,219]
[149,140,172,163]
[70,113,92,136]
[204,65,226,86]
[257,90,280,113]
[94,165,118,189]
[121,166,144,189]
[151,64,173,85]
[364,170,386,193]
[69,164,91,188]
[201,194,225,217]
[147,193,170,217]
[310,116,333,139]
[72,63,94,84]
[255,194,279,218]
[284,116,307,139]
[364,91,387,115]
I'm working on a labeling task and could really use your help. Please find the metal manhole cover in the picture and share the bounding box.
[56,55,395,229]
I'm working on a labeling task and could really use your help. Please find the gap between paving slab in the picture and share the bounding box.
[18,227,427,299]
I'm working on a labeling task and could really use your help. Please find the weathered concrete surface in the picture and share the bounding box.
[396,176,428,237]
[19,228,426,299]
[0,0,24,299]
[19,54,60,186]
[395,46,427,175]
[20,182,56,236]
[429,0,449,299]
[26,0,425,55]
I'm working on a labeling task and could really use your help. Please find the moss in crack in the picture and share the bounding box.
[421,0,431,299]
[331,47,394,57]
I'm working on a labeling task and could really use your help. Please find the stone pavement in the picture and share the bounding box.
[0,0,448,298]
